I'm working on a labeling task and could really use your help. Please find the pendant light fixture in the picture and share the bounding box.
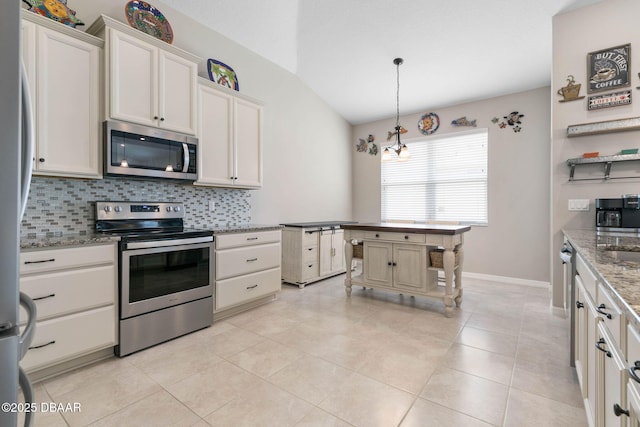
[382,57,410,162]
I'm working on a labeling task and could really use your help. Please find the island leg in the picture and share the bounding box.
[443,246,455,317]
[454,243,464,307]
[344,237,353,297]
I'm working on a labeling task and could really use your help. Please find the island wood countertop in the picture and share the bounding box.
[341,222,471,235]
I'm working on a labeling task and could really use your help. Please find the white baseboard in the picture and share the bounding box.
[461,271,550,289]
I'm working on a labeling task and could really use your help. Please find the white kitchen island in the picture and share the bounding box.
[342,223,471,317]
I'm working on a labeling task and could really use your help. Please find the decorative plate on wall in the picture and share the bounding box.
[207,59,240,91]
[124,1,173,44]
[418,112,440,135]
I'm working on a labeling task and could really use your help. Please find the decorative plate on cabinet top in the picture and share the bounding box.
[418,112,440,135]
[124,1,173,44]
[207,59,240,91]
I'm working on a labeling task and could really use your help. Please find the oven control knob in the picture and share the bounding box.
[173,206,181,212]
[103,206,112,213]
[114,206,122,213]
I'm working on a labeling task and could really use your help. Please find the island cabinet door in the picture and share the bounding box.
[363,241,393,286]
[392,244,427,292]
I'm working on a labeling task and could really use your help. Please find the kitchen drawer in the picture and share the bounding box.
[576,253,597,299]
[628,324,640,364]
[20,244,115,275]
[302,229,320,245]
[301,262,318,280]
[216,267,281,310]
[215,230,281,250]
[302,245,318,262]
[596,284,624,349]
[20,265,115,323]
[362,231,426,244]
[216,242,281,280]
[20,305,116,372]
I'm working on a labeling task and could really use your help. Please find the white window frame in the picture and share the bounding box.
[381,128,488,225]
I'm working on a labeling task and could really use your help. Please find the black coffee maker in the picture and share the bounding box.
[596,195,640,230]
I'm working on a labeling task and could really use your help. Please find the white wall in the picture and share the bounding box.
[551,0,640,306]
[352,87,551,284]
[67,0,353,225]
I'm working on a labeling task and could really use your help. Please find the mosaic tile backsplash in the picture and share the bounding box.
[22,176,251,239]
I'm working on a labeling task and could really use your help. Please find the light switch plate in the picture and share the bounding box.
[568,199,590,211]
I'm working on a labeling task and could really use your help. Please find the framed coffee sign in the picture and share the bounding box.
[587,44,630,93]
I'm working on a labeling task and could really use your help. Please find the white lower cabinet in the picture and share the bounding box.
[20,244,117,373]
[364,241,427,291]
[573,250,632,427]
[214,230,281,317]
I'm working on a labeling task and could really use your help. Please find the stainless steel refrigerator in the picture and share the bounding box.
[1,1,37,426]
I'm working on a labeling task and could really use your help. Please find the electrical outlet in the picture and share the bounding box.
[208,200,215,212]
[568,199,590,211]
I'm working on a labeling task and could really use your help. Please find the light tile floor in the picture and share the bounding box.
[24,276,588,426]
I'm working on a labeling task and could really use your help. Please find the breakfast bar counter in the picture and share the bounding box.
[342,223,471,317]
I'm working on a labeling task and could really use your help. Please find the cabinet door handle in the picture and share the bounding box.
[576,301,584,309]
[246,258,258,262]
[38,158,45,163]
[375,233,380,238]
[32,293,55,301]
[614,403,630,417]
[29,340,55,350]
[160,117,165,121]
[595,338,612,358]
[630,361,640,384]
[596,303,613,319]
[307,248,313,251]
[246,284,258,290]
[387,261,392,266]
[404,235,409,240]
[24,258,55,265]
[392,262,397,266]
[247,237,259,241]
[153,116,158,120]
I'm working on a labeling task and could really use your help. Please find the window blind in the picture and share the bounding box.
[381,128,488,225]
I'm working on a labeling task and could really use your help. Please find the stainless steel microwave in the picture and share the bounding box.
[104,121,198,181]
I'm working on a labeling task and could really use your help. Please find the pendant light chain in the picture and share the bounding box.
[396,60,400,129]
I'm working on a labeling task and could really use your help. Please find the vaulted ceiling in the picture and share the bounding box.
[164,0,605,124]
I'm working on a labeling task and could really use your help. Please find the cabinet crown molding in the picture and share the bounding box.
[22,9,103,47]
[86,14,201,64]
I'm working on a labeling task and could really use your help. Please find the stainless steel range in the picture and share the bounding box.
[96,201,213,356]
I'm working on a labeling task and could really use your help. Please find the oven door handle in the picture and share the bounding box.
[125,235,213,250]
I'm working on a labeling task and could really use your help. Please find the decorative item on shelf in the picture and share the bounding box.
[356,134,378,156]
[588,90,631,110]
[567,116,640,137]
[206,59,239,91]
[587,44,630,93]
[583,152,599,158]
[621,148,639,155]
[124,1,173,44]
[418,112,440,135]
[557,75,584,102]
[382,58,410,162]
[22,0,84,27]
[451,116,477,127]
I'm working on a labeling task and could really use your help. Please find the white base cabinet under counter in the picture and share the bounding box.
[19,243,118,376]
[214,229,282,319]
[281,222,353,288]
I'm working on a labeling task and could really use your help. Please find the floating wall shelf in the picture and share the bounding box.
[567,153,640,181]
[567,117,640,137]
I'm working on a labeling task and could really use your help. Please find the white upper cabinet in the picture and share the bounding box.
[196,79,263,189]
[22,12,103,178]
[87,15,199,135]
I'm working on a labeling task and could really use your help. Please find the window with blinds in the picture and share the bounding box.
[381,128,488,225]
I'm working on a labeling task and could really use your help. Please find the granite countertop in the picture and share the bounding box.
[208,224,284,234]
[563,228,640,326]
[21,231,121,250]
[21,225,283,249]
